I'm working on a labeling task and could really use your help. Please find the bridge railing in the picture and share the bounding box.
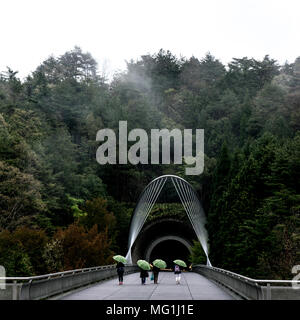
[0,264,139,300]
[193,265,300,300]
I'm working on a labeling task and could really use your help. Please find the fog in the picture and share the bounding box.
[0,0,299,79]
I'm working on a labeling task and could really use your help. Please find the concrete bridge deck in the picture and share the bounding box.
[58,272,235,300]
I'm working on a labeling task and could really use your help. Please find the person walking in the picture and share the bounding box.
[152,265,160,284]
[140,268,149,285]
[116,262,125,285]
[174,264,181,284]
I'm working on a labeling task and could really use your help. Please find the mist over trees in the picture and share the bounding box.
[0,47,299,278]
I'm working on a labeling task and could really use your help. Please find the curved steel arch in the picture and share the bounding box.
[125,175,212,266]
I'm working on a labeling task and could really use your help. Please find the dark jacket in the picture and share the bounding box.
[140,269,149,278]
[116,262,124,273]
[152,266,160,274]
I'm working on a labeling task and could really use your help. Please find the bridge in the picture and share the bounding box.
[0,175,299,300]
[1,264,299,300]
[58,271,236,300]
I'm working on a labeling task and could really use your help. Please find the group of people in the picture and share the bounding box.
[139,264,161,285]
[116,262,183,285]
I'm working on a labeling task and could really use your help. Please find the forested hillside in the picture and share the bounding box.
[0,47,299,278]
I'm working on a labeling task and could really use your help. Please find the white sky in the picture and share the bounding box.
[0,0,299,80]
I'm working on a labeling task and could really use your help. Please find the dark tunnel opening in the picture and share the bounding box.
[131,217,197,267]
[149,240,191,269]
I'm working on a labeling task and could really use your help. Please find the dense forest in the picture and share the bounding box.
[0,47,299,279]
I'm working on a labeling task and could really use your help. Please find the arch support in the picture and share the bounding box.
[125,175,211,266]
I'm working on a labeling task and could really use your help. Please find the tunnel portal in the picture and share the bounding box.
[148,239,191,269]
[131,217,196,268]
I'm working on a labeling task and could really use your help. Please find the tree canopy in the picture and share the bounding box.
[0,47,299,278]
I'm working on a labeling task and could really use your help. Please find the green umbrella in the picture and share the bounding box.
[137,259,151,270]
[152,259,167,269]
[173,259,187,268]
[113,255,127,264]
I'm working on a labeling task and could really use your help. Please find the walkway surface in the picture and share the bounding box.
[59,272,235,300]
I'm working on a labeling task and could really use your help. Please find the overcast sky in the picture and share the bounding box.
[1,0,299,80]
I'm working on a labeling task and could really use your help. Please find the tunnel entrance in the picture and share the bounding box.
[131,218,196,265]
[149,239,191,269]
